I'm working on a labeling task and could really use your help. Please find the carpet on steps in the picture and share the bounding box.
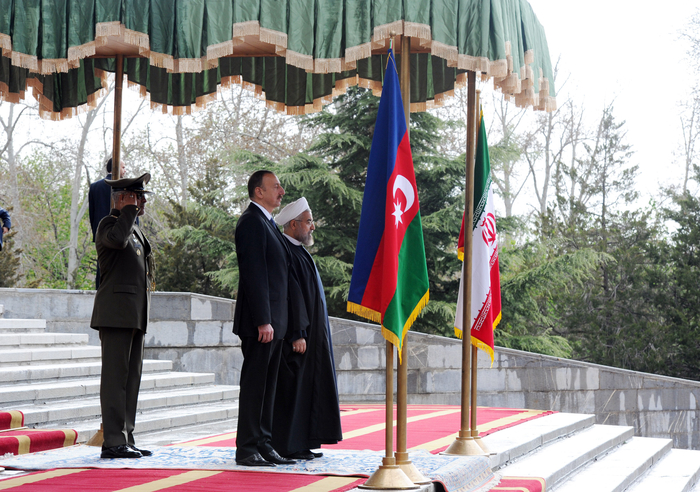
[0,411,24,430]
[0,429,77,456]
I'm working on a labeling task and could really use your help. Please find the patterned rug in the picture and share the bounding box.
[0,446,496,492]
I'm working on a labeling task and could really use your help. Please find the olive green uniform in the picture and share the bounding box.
[90,204,154,448]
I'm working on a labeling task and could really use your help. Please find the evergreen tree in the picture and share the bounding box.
[156,162,238,298]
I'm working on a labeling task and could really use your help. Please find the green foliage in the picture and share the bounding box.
[496,238,610,358]
[18,153,94,289]
[156,164,238,298]
[0,228,21,287]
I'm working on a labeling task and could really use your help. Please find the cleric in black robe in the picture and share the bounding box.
[271,198,343,460]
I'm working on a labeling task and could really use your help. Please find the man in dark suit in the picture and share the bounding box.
[0,206,10,252]
[89,158,126,288]
[90,173,154,460]
[233,170,295,467]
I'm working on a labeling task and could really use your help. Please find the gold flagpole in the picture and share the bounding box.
[395,33,431,486]
[469,91,489,454]
[442,70,487,457]
[360,341,417,489]
[359,34,419,491]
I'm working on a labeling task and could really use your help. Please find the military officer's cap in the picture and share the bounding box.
[106,172,153,194]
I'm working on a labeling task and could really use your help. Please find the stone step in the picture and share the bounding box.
[556,436,672,492]
[0,332,89,348]
[483,412,596,469]
[0,371,216,405]
[498,424,635,488]
[0,359,172,384]
[20,384,240,427]
[0,319,46,332]
[72,400,240,444]
[627,448,700,492]
[0,346,101,366]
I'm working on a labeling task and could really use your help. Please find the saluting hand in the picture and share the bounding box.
[257,324,274,343]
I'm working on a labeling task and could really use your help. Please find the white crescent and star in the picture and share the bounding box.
[391,175,415,227]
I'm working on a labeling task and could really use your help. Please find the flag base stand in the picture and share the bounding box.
[359,457,420,490]
[395,452,431,484]
[471,430,490,454]
[441,431,488,456]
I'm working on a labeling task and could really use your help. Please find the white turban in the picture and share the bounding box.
[275,197,310,226]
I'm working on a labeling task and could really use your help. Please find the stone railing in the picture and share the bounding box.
[1,287,699,449]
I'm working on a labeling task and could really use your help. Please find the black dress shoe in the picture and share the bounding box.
[285,450,316,460]
[260,449,296,465]
[311,450,323,458]
[129,444,152,457]
[101,444,142,459]
[236,452,276,467]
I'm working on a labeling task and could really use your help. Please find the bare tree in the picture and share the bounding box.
[0,101,52,262]
[680,95,700,193]
[488,95,531,217]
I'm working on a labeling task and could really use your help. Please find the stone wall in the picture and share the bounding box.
[2,287,699,449]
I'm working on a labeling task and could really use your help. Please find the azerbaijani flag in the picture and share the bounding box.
[347,49,429,357]
[455,111,502,364]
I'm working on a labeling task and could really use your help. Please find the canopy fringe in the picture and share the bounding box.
[404,22,431,43]
[259,27,288,50]
[344,42,373,67]
[207,40,235,61]
[68,42,97,68]
[373,20,404,44]
[314,57,343,74]
[430,40,459,64]
[233,20,260,38]
[0,33,11,56]
[285,50,314,71]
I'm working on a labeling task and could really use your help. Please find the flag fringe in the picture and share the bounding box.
[471,336,494,367]
[392,289,429,363]
[453,327,495,367]
[457,248,464,261]
[347,302,382,324]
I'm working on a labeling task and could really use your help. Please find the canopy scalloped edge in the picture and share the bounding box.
[0,17,556,115]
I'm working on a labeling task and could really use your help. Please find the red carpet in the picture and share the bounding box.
[0,468,365,491]
[0,429,77,456]
[182,404,555,454]
[494,476,546,492]
[0,411,23,430]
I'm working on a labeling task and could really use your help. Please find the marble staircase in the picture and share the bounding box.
[0,312,239,445]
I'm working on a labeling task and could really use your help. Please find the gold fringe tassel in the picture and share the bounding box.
[347,302,382,324]
[393,289,430,363]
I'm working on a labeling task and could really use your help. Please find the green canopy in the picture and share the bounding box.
[0,0,556,119]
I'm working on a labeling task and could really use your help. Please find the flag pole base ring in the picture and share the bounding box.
[395,452,431,484]
[358,457,420,490]
[440,436,488,456]
[471,431,490,454]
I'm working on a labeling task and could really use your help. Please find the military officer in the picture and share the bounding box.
[90,173,155,459]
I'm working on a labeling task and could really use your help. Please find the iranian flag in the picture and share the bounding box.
[347,48,430,358]
[455,111,501,364]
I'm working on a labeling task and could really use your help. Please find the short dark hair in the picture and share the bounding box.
[106,158,113,174]
[247,170,274,199]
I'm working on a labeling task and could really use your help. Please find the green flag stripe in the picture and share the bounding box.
[382,214,430,348]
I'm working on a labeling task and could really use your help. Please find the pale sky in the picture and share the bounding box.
[526,0,698,203]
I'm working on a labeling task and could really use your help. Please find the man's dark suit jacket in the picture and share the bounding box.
[0,207,10,251]
[233,203,289,340]
[90,205,153,331]
[88,174,112,241]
